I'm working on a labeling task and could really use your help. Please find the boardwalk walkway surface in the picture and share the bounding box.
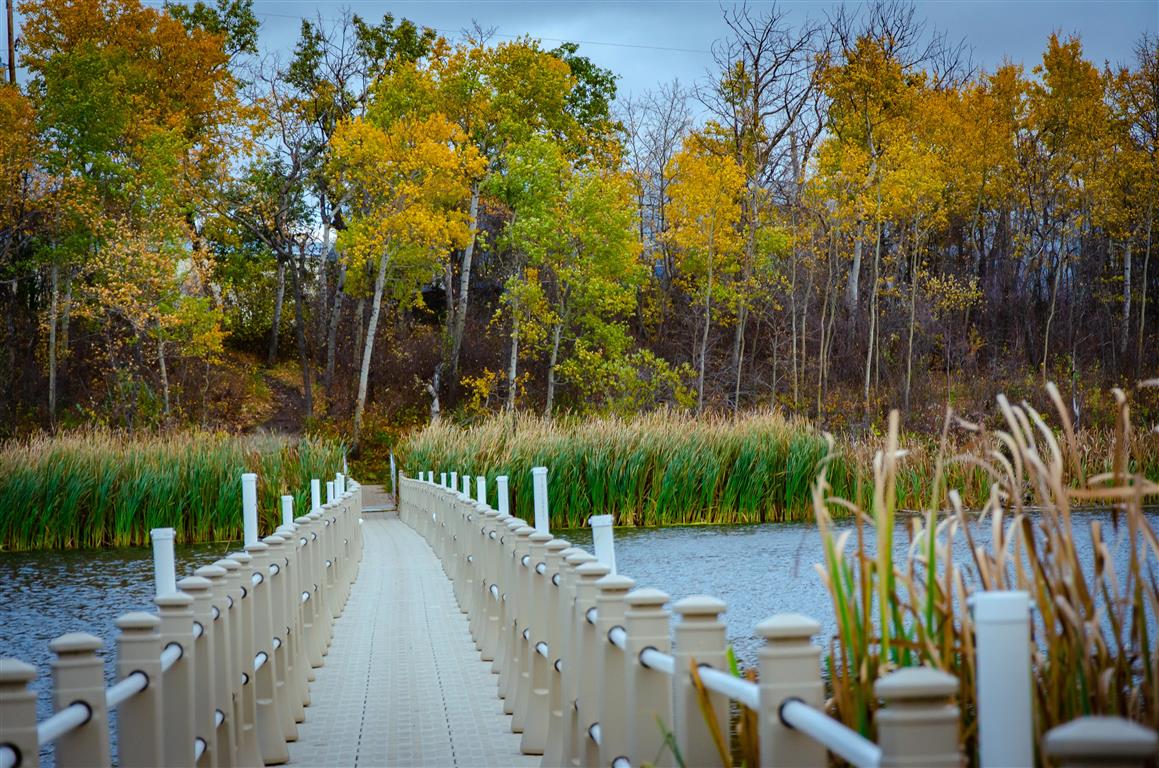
[287,513,539,768]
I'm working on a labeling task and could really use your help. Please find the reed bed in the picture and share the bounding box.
[398,410,859,527]
[812,383,1159,760]
[0,430,343,550]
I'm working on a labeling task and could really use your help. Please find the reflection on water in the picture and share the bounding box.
[1,512,1154,763]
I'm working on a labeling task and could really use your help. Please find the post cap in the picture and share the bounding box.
[295,516,312,524]
[874,666,958,702]
[243,542,269,553]
[176,576,213,592]
[195,565,227,580]
[507,518,527,530]
[529,532,553,544]
[150,527,176,541]
[48,632,103,655]
[0,658,37,684]
[595,574,636,592]
[262,534,285,545]
[756,613,821,640]
[531,466,548,476]
[559,547,582,560]
[514,526,535,537]
[214,559,240,571]
[626,587,670,607]
[566,552,598,566]
[673,595,727,617]
[546,539,570,551]
[970,590,1031,622]
[575,562,612,579]
[116,612,162,631]
[1044,716,1158,760]
[589,514,614,527]
[155,592,194,608]
[229,552,253,564]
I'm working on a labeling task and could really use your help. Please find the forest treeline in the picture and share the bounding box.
[0,0,1155,442]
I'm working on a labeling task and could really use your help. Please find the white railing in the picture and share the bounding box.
[399,468,1159,768]
[0,473,363,768]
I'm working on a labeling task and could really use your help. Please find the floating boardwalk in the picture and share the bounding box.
[288,514,537,767]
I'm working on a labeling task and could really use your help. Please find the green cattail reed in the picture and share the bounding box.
[0,430,343,551]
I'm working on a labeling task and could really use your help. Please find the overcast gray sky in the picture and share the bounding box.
[242,0,1157,99]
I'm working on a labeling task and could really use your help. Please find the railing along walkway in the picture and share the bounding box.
[288,514,538,768]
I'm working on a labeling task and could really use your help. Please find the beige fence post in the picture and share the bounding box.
[624,588,673,768]
[244,541,289,766]
[673,596,728,768]
[541,547,585,768]
[479,509,504,663]
[261,534,298,742]
[0,659,39,768]
[115,612,164,768]
[756,613,825,768]
[50,632,112,767]
[497,518,528,705]
[518,531,554,754]
[507,525,536,728]
[874,666,961,767]
[573,561,612,766]
[558,552,598,767]
[1044,716,1158,768]
[294,515,321,676]
[594,574,636,768]
[181,574,218,767]
[156,590,196,768]
[224,552,263,768]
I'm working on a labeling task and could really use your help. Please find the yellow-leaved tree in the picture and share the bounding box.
[330,95,484,443]
[665,134,745,413]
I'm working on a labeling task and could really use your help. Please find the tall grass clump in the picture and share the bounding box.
[812,382,1159,760]
[398,410,855,527]
[0,430,343,550]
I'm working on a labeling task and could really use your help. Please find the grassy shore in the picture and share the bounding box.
[0,431,342,550]
[396,408,1157,528]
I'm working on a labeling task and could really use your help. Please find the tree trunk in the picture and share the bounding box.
[449,184,480,384]
[697,246,714,415]
[290,252,313,416]
[60,268,71,355]
[353,250,390,447]
[845,222,864,314]
[1120,241,1132,361]
[1138,203,1152,370]
[732,304,745,413]
[157,337,170,417]
[1042,248,1064,381]
[48,262,58,428]
[505,315,519,412]
[324,263,346,396]
[268,259,286,365]
[545,321,562,417]
[353,296,365,380]
[904,234,919,412]
[863,219,881,416]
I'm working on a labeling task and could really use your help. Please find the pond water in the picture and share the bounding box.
[1,510,1155,764]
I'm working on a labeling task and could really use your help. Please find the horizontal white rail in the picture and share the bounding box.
[254,652,269,672]
[590,722,602,745]
[697,666,760,710]
[781,699,882,768]
[106,671,148,708]
[0,745,15,768]
[640,647,674,675]
[608,626,627,650]
[160,643,183,672]
[37,702,89,745]
[535,642,550,659]
[612,758,632,768]
[194,737,207,761]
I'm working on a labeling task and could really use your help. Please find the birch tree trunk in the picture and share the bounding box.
[904,233,919,411]
[1138,204,1152,369]
[449,184,480,383]
[863,219,881,415]
[353,250,390,446]
[505,315,519,412]
[544,321,562,417]
[1120,241,1132,359]
[697,244,714,415]
[290,253,313,416]
[845,222,864,314]
[324,263,346,395]
[157,337,170,417]
[48,262,58,428]
[268,259,286,365]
